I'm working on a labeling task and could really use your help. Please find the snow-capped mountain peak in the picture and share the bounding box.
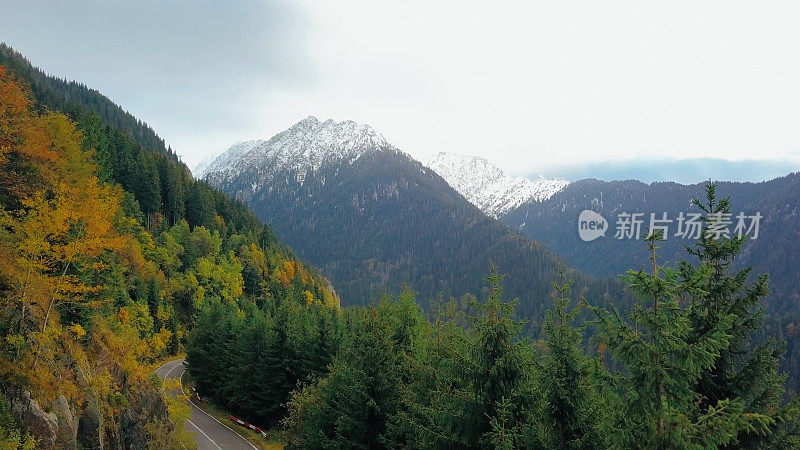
[199,116,394,180]
[424,152,569,218]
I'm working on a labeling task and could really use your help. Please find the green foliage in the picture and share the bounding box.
[0,43,174,162]
[0,50,339,448]
[186,296,340,426]
[286,270,536,449]
[3,43,798,449]
[535,274,605,449]
[590,232,773,448]
[213,145,632,337]
[282,230,799,448]
[679,184,798,448]
[0,394,35,449]
[463,268,532,447]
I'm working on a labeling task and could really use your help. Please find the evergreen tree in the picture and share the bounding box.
[186,298,232,399]
[260,299,299,422]
[464,268,532,447]
[536,274,603,449]
[304,307,402,449]
[383,297,473,449]
[680,184,799,447]
[224,304,276,421]
[591,232,769,448]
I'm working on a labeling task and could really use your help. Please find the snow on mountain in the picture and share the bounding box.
[192,149,226,178]
[202,118,566,218]
[201,116,394,183]
[424,152,569,218]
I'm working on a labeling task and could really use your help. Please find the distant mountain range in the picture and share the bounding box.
[498,175,800,314]
[202,116,627,332]
[540,157,800,184]
[423,152,568,218]
[416,156,800,315]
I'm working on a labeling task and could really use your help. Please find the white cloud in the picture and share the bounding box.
[4,1,800,177]
[284,1,800,175]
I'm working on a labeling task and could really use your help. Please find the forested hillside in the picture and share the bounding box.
[501,176,800,314]
[0,51,338,448]
[0,44,174,162]
[192,188,800,448]
[500,176,800,393]
[204,119,630,336]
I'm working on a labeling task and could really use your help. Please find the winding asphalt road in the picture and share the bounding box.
[155,359,257,449]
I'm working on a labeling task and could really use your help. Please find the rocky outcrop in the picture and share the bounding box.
[5,386,58,448]
[3,383,172,449]
[77,399,104,450]
[54,394,78,449]
[119,387,172,449]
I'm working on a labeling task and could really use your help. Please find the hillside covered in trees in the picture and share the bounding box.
[0,44,175,162]
[501,176,800,314]
[0,51,338,447]
[190,188,800,448]
[203,117,631,337]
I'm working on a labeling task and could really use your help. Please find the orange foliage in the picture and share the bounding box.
[284,260,296,281]
[279,270,291,287]
[0,66,127,393]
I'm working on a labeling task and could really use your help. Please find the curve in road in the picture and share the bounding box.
[155,359,257,450]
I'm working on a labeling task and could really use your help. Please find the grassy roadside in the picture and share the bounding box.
[180,372,286,450]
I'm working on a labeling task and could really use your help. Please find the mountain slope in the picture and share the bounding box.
[0,43,177,161]
[499,176,800,314]
[0,50,341,446]
[204,118,627,332]
[424,152,569,218]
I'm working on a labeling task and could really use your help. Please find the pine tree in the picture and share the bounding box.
[591,232,768,448]
[537,274,603,449]
[463,267,532,447]
[680,184,799,447]
[305,307,402,449]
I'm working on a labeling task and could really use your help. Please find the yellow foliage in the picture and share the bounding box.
[96,319,149,382]
[156,302,170,323]
[322,288,340,309]
[117,307,130,325]
[214,214,227,234]
[0,74,126,380]
[196,257,214,280]
[194,285,206,309]
[249,242,265,268]
[0,68,193,444]
[279,270,291,287]
[148,328,172,358]
[69,323,86,339]
[117,234,156,279]
[284,260,296,281]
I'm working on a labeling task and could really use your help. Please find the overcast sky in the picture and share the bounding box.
[3,1,800,181]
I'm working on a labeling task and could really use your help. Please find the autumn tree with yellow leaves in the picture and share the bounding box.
[1,61,341,447]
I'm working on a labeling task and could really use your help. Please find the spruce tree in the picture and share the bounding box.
[307,307,402,449]
[384,296,473,449]
[537,275,603,449]
[260,299,299,422]
[464,267,532,447]
[680,184,798,447]
[591,232,767,448]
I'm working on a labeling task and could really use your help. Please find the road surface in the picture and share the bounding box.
[155,359,257,449]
